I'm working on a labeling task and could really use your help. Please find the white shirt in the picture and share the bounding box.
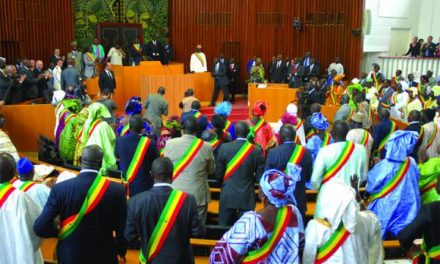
[0,190,43,264]
[12,180,50,210]
[346,129,374,161]
[419,121,440,159]
[390,92,409,121]
[328,62,344,75]
[53,66,62,90]
[107,47,124,66]
[0,130,20,162]
[190,52,207,72]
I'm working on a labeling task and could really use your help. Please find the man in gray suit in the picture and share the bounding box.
[67,41,83,75]
[144,86,168,136]
[61,59,80,95]
[164,116,215,223]
[215,121,264,225]
[210,58,229,106]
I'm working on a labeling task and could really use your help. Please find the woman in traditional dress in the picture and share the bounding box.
[274,103,306,146]
[306,112,334,161]
[214,101,236,140]
[247,101,276,156]
[210,168,304,264]
[202,114,232,158]
[117,96,143,137]
[157,116,182,151]
[83,46,97,79]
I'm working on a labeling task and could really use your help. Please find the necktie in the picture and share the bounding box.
[107,71,112,79]
[277,61,281,68]
[215,63,219,72]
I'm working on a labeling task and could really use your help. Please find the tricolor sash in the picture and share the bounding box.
[9,177,18,184]
[322,142,355,184]
[306,130,315,141]
[87,119,101,138]
[193,111,202,120]
[378,121,397,152]
[370,157,410,200]
[224,141,255,182]
[133,44,143,56]
[360,130,369,146]
[391,92,398,105]
[59,175,110,240]
[159,148,165,157]
[424,99,436,110]
[0,183,15,209]
[320,133,332,147]
[418,126,425,144]
[412,243,440,264]
[393,76,398,84]
[173,138,204,180]
[426,124,438,150]
[251,118,265,135]
[420,179,437,196]
[124,137,151,186]
[139,189,187,263]
[64,113,76,126]
[294,119,304,143]
[286,144,305,174]
[194,52,205,67]
[120,124,130,137]
[315,222,351,264]
[345,109,354,122]
[59,109,69,122]
[224,120,232,134]
[85,52,96,62]
[19,181,37,192]
[242,206,292,264]
[372,72,379,88]
[209,136,221,149]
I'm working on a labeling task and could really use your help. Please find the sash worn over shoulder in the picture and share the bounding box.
[378,121,397,152]
[124,137,152,187]
[242,206,292,264]
[370,157,410,200]
[59,175,110,240]
[193,111,202,120]
[285,144,305,175]
[320,132,332,147]
[0,183,16,209]
[173,138,204,180]
[420,178,438,198]
[194,52,205,67]
[19,181,37,192]
[120,123,130,137]
[251,118,265,135]
[360,130,370,146]
[315,222,351,264]
[322,142,355,184]
[426,124,438,150]
[87,119,102,138]
[140,189,187,264]
[224,141,255,182]
[294,119,303,143]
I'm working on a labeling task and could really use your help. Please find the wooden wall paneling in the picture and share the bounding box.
[2,104,56,151]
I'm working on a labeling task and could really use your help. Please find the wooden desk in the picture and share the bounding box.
[193,72,216,102]
[248,84,298,122]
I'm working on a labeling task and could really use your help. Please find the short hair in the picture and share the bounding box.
[311,103,321,113]
[158,86,166,95]
[186,88,194,96]
[421,75,429,82]
[378,109,390,120]
[102,89,111,96]
[129,115,144,133]
[183,116,199,134]
[235,121,250,138]
[408,110,421,122]
[0,114,5,128]
[331,120,350,140]
[191,100,201,110]
[151,157,174,181]
[0,152,16,183]
[280,124,296,143]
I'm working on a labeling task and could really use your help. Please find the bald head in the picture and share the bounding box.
[235,121,250,138]
[407,110,421,123]
[0,152,16,183]
[80,145,103,170]
[331,120,350,142]
[151,157,174,183]
[280,124,296,143]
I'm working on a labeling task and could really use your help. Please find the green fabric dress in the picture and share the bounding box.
[418,157,440,204]
[60,108,88,163]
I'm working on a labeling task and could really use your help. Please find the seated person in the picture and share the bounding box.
[0,114,20,161]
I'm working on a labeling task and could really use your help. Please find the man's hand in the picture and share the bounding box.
[350,174,359,191]
[19,74,27,82]
[117,255,126,264]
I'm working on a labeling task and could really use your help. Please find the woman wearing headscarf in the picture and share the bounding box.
[209,168,304,264]
[59,107,88,164]
[117,96,143,137]
[304,182,384,264]
[248,101,276,156]
[54,98,82,149]
[214,101,236,140]
[75,103,117,174]
[366,130,421,239]
[274,103,306,146]
[202,114,232,158]
[327,73,345,106]
[157,116,182,151]
[305,112,333,161]
[417,151,440,204]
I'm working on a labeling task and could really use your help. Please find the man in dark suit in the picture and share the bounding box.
[33,60,48,98]
[378,79,394,110]
[18,58,39,100]
[405,110,422,162]
[215,121,264,225]
[161,38,173,65]
[181,100,209,137]
[270,54,287,83]
[61,59,80,95]
[210,58,229,106]
[144,35,162,61]
[407,73,419,88]
[421,36,437,57]
[98,61,116,95]
[288,58,304,88]
[227,57,239,103]
[372,109,395,160]
[301,51,312,67]
[115,115,158,197]
[305,58,320,80]
[34,145,127,264]
[264,124,312,221]
[129,38,144,66]
[125,157,204,263]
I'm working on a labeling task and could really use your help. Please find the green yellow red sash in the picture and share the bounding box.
[59,175,110,240]
[159,148,165,157]
[426,124,438,150]
[194,52,205,67]
[19,181,37,192]
[394,76,398,84]
[391,92,398,105]
[224,141,255,182]
[133,44,143,56]
[372,72,379,88]
[124,137,151,186]
[87,119,101,138]
[306,130,315,141]
[315,222,351,264]
[294,119,304,143]
[345,109,354,122]
[370,157,410,200]
[0,183,15,209]
[140,189,187,263]
[224,120,232,134]
[360,130,369,146]
[412,242,440,264]
[193,111,202,120]
[64,114,76,125]
[209,136,221,149]
[242,206,292,264]
[378,121,397,152]
[288,144,305,165]
[320,132,332,147]
[322,142,355,184]
[418,126,425,144]
[59,109,69,122]
[120,124,130,137]
[9,177,18,184]
[420,179,437,197]
[173,138,204,180]
[85,52,96,62]
[251,118,265,135]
